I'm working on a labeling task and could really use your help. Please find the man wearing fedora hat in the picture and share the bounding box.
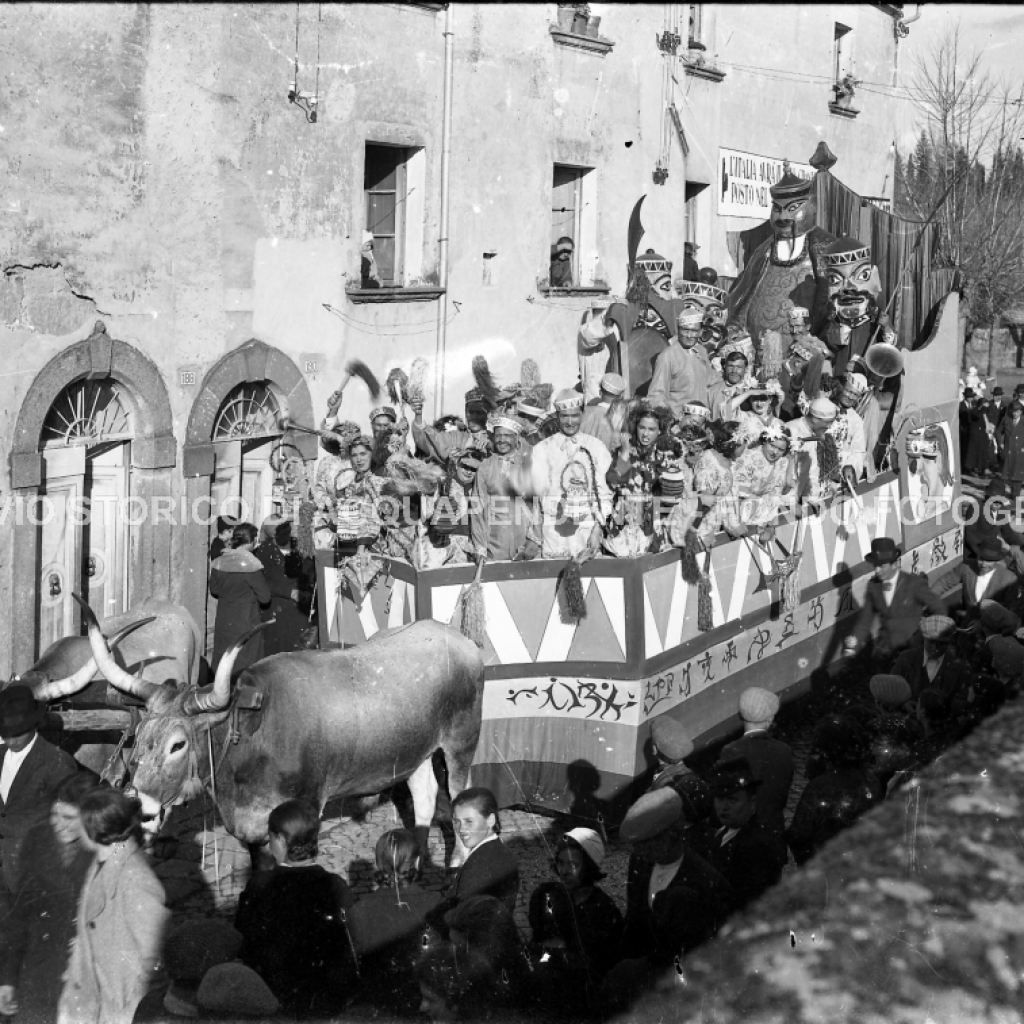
[0,686,78,901]
[996,385,1024,496]
[932,539,1020,619]
[843,538,945,662]
[696,757,784,911]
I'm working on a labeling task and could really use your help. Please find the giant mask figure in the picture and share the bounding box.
[822,236,897,377]
[726,168,836,349]
[677,280,729,350]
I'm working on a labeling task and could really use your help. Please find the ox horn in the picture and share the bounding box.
[73,595,163,706]
[184,619,274,716]
[30,614,158,703]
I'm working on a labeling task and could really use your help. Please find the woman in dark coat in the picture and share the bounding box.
[0,773,96,1024]
[254,519,311,656]
[209,522,272,673]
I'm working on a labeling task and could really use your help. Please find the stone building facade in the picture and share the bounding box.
[0,3,904,670]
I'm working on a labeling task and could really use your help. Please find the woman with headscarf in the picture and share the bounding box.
[209,522,272,674]
[0,773,96,1024]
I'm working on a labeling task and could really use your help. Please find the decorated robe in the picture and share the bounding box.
[726,226,836,345]
[827,407,868,480]
[731,447,791,528]
[469,444,536,561]
[527,432,613,559]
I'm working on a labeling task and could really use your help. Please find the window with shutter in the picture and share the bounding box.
[364,144,408,286]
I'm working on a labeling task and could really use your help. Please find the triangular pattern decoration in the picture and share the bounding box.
[496,576,560,661]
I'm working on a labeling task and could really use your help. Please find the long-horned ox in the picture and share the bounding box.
[9,600,203,776]
[79,598,486,866]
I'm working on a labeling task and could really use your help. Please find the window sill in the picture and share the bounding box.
[537,285,611,298]
[683,61,726,83]
[346,286,446,304]
[828,101,860,119]
[549,26,614,55]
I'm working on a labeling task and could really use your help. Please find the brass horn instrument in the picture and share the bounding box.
[276,415,340,443]
[864,342,904,379]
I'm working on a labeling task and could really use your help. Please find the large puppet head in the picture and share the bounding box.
[824,237,883,328]
[676,280,728,348]
[635,249,674,302]
[769,172,817,242]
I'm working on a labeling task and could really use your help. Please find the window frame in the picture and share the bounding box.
[551,164,585,286]
[364,143,408,288]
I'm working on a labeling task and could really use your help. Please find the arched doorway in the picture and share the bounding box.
[210,381,285,527]
[181,339,317,647]
[9,322,177,670]
[37,379,135,650]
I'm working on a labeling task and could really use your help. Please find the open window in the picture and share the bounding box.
[547,164,604,292]
[830,23,859,115]
[364,144,407,287]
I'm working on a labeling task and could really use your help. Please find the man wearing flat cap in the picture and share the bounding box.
[0,686,78,901]
[891,615,967,704]
[695,757,784,910]
[617,787,733,963]
[647,716,710,805]
[933,539,1020,620]
[717,688,793,863]
[844,538,946,663]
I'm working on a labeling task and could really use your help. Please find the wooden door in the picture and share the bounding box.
[38,446,86,655]
[82,442,131,622]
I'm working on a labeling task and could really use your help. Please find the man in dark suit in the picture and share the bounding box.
[618,787,733,963]
[933,540,1020,618]
[843,538,946,663]
[698,758,785,911]
[717,687,793,864]
[0,686,78,900]
[891,615,968,704]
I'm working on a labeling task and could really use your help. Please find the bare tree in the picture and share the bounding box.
[898,25,1024,373]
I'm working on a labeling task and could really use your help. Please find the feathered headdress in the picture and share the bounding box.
[381,456,446,497]
[346,359,381,401]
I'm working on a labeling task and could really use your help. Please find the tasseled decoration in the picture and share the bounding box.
[782,561,802,612]
[801,353,824,403]
[696,550,714,632]
[759,329,783,384]
[471,356,501,411]
[408,357,429,406]
[558,560,588,622]
[383,456,445,497]
[817,433,841,484]
[679,528,702,585]
[520,358,542,393]
[346,359,381,400]
[387,368,409,407]
[297,500,316,560]
[460,559,487,648]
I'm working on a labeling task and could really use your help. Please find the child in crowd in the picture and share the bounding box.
[428,787,520,933]
[234,799,358,1018]
[347,828,441,1014]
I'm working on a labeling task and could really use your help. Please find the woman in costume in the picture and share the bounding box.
[734,379,786,451]
[605,401,674,554]
[730,423,794,535]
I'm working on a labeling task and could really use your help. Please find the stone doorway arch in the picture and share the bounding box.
[9,321,176,668]
[181,339,316,642]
